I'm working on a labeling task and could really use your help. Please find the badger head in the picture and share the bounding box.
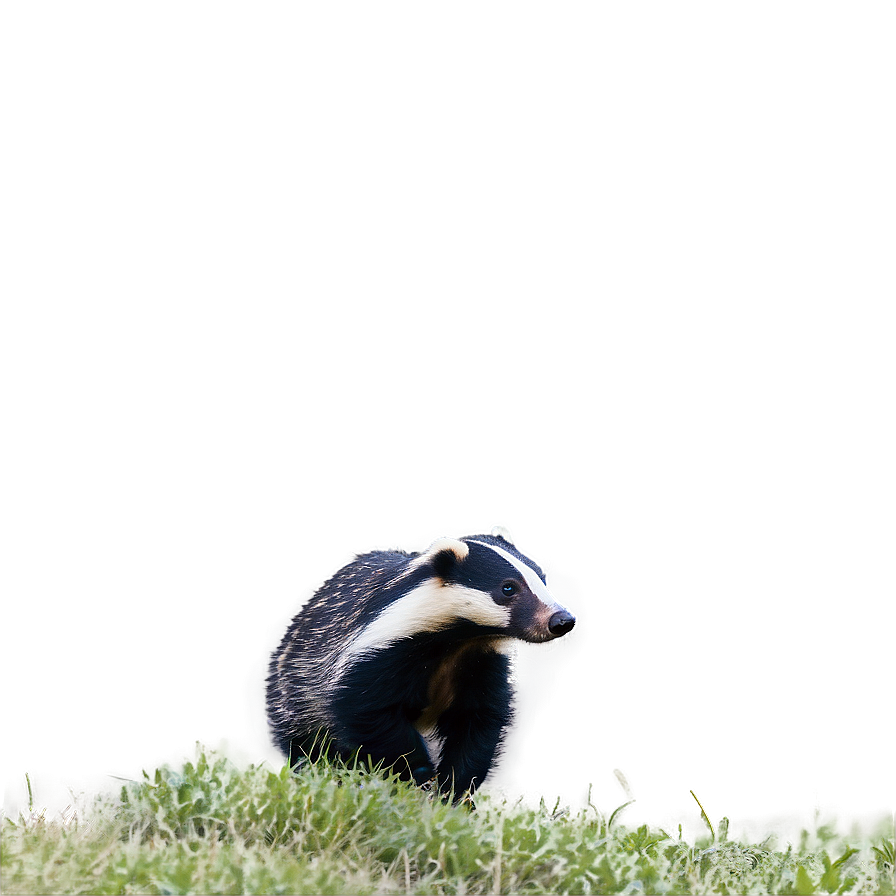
[337,533,575,669]
[423,532,576,643]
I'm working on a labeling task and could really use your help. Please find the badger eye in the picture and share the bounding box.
[501,581,519,597]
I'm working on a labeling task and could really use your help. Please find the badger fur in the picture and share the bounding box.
[266,531,575,800]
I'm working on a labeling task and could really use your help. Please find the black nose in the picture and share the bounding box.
[548,610,576,637]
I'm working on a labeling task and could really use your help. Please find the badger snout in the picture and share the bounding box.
[548,609,576,637]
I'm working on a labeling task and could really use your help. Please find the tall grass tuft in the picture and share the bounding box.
[2,745,893,894]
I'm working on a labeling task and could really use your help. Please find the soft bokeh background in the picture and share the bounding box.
[2,4,893,842]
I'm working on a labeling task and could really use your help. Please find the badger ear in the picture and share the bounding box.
[423,537,469,579]
[492,523,513,544]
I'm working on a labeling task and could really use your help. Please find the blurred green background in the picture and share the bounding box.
[2,2,894,818]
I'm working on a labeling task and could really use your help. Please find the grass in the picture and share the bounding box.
[2,746,893,895]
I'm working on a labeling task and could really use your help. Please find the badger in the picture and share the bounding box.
[265,530,575,800]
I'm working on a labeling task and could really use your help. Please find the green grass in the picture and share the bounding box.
[2,746,893,895]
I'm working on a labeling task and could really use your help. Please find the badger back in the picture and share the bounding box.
[266,548,423,741]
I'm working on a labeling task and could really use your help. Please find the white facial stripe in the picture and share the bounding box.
[339,580,511,666]
[468,540,564,611]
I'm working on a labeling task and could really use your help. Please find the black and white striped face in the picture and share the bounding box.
[334,535,575,672]
[453,535,576,643]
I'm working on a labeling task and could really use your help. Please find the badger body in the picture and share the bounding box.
[266,532,575,799]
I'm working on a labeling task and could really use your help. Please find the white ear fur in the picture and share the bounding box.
[423,537,469,561]
[490,526,514,545]
[408,537,468,574]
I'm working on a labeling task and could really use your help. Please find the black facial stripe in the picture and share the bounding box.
[449,541,521,592]
[461,536,547,586]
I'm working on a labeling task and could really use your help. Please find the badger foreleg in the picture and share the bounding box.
[333,703,436,785]
[435,703,510,797]
[434,649,514,799]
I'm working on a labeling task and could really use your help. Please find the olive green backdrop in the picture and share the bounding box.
[2,2,894,818]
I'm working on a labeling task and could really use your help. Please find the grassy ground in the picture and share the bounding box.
[2,747,893,895]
